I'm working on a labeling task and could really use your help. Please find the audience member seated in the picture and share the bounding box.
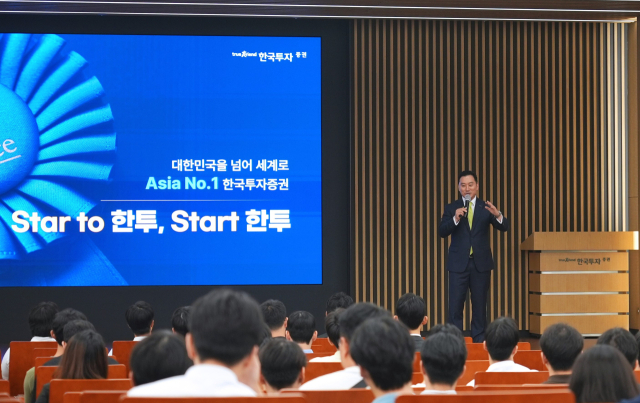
[2,301,59,380]
[419,331,467,394]
[467,317,533,386]
[349,317,415,403]
[127,289,263,397]
[300,302,390,390]
[259,324,273,347]
[319,292,354,337]
[35,330,108,403]
[286,311,317,353]
[309,308,344,363]
[394,293,428,352]
[110,301,154,356]
[596,327,638,369]
[259,338,306,394]
[539,323,583,384]
[570,344,639,403]
[261,300,287,338]
[129,330,193,386]
[171,306,190,337]
[43,320,119,366]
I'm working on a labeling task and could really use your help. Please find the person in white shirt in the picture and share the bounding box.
[394,293,428,352]
[259,338,306,394]
[310,308,344,363]
[129,330,193,386]
[261,300,287,338]
[419,329,467,395]
[109,301,154,356]
[286,311,317,354]
[1,301,58,380]
[300,303,390,390]
[127,289,263,397]
[350,317,416,403]
[467,317,533,386]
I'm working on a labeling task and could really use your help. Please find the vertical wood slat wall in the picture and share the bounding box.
[352,20,629,330]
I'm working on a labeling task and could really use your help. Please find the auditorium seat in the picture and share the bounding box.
[475,385,569,391]
[634,370,640,383]
[412,352,421,372]
[464,337,473,343]
[412,372,423,384]
[111,341,138,373]
[284,389,374,403]
[122,396,307,403]
[413,385,474,393]
[304,362,343,381]
[63,392,82,403]
[305,352,336,361]
[0,380,9,395]
[36,365,128,395]
[48,379,132,403]
[457,360,491,385]
[513,350,546,371]
[309,344,337,353]
[313,338,332,347]
[34,349,58,359]
[80,390,128,403]
[396,389,574,403]
[474,371,550,386]
[8,341,57,395]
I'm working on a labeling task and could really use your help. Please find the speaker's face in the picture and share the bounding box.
[458,175,478,202]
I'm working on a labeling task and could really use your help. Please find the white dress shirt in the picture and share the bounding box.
[127,364,256,397]
[466,360,535,386]
[309,351,341,363]
[1,336,56,380]
[420,389,457,395]
[453,196,503,225]
[300,365,363,390]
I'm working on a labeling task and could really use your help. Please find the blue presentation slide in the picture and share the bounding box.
[0,33,322,286]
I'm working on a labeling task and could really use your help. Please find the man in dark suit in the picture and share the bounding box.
[439,170,508,342]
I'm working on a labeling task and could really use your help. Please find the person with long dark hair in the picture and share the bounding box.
[570,345,640,403]
[35,330,108,403]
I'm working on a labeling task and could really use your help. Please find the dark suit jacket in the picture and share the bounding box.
[411,335,424,352]
[439,198,508,273]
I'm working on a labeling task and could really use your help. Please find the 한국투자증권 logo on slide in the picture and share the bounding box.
[0,33,116,259]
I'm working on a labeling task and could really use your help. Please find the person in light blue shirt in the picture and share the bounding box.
[350,317,415,403]
[286,311,317,353]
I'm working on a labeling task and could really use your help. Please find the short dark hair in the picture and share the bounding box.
[570,345,640,403]
[421,332,467,386]
[63,320,96,343]
[129,330,193,386]
[350,317,414,391]
[540,323,583,371]
[597,327,638,368]
[125,301,154,336]
[259,324,273,347]
[189,289,263,366]
[287,311,316,344]
[395,293,426,330]
[171,306,190,337]
[52,309,87,345]
[259,338,307,390]
[427,324,465,340]
[28,302,59,337]
[325,308,344,348]
[55,330,107,380]
[339,303,391,342]
[326,292,354,314]
[458,170,478,183]
[261,300,287,330]
[485,317,519,361]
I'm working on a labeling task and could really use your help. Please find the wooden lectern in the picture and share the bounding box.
[521,232,639,336]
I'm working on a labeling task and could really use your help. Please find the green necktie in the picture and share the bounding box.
[468,201,474,256]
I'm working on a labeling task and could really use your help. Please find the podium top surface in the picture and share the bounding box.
[520,231,639,251]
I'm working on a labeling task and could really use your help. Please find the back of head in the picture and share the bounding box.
[350,316,414,391]
[52,309,87,345]
[287,311,316,344]
[259,338,307,390]
[325,308,344,348]
[395,293,426,330]
[29,301,59,337]
[261,300,287,330]
[540,323,583,371]
[130,330,193,386]
[326,292,354,314]
[570,345,639,403]
[55,330,108,380]
[338,302,390,342]
[427,324,464,340]
[171,306,190,337]
[596,327,638,368]
[189,289,263,365]
[63,320,96,343]
[420,332,467,386]
[125,301,154,336]
[485,317,519,361]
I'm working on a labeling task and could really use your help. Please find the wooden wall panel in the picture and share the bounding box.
[352,20,629,330]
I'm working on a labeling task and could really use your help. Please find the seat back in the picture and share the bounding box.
[304,362,343,381]
[111,342,138,373]
[35,357,57,368]
[474,371,550,385]
[413,352,421,372]
[49,379,132,403]
[396,390,575,403]
[457,360,491,385]
[288,389,374,403]
[313,338,332,348]
[634,370,640,383]
[309,343,337,353]
[34,349,58,359]
[475,385,569,391]
[121,397,307,403]
[464,337,473,343]
[0,380,9,395]
[37,365,128,396]
[80,390,128,403]
[513,350,546,371]
[412,372,423,384]
[63,392,82,403]
[8,341,57,395]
